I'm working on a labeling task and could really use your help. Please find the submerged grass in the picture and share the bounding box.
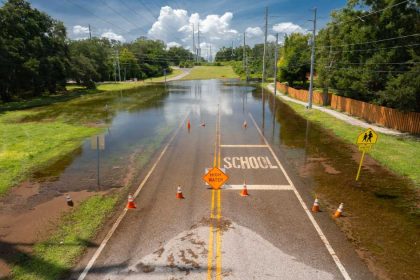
[181,66,239,80]
[274,93,420,187]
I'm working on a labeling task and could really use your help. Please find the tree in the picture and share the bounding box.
[278,33,311,87]
[316,0,420,111]
[0,0,69,101]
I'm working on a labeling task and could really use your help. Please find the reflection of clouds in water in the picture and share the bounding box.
[163,80,235,124]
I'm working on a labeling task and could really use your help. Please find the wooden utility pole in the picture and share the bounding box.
[262,6,268,83]
[308,8,317,109]
[274,33,279,96]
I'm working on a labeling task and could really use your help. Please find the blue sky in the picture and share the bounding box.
[25,0,348,51]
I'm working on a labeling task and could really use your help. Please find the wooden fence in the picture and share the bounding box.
[275,82,420,134]
[331,95,420,134]
[276,82,331,106]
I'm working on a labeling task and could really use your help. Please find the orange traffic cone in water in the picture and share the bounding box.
[176,185,185,199]
[240,181,249,196]
[333,203,344,218]
[311,198,320,212]
[187,119,191,130]
[243,120,248,129]
[126,193,136,209]
[66,194,73,207]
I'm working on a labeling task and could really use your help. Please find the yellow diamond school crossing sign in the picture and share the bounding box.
[356,128,378,152]
[203,167,229,190]
[356,128,378,181]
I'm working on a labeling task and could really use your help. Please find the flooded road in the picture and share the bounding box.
[1,80,418,279]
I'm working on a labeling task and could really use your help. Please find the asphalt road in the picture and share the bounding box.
[72,80,374,280]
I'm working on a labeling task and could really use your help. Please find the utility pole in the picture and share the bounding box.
[308,7,317,109]
[88,24,92,39]
[273,33,279,96]
[262,6,268,83]
[116,49,121,82]
[192,24,196,62]
[197,23,200,62]
[244,32,249,81]
[231,41,234,58]
[210,45,212,62]
[243,32,246,69]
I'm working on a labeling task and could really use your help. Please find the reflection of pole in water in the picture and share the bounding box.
[242,92,245,113]
[262,87,265,131]
[304,119,310,163]
[272,94,276,139]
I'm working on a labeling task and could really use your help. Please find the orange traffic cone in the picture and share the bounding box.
[243,120,248,129]
[66,194,74,207]
[311,198,320,212]
[333,203,344,218]
[176,185,185,199]
[126,193,136,209]
[187,119,191,130]
[240,182,249,196]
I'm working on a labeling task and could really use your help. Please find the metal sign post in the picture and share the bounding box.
[91,134,105,187]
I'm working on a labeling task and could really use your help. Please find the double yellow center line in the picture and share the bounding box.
[207,105,223,280]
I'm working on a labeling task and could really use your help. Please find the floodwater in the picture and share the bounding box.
[0,80,418,279]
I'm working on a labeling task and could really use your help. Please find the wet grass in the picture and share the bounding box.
[275,95,420,187]
[181,66,239,80]
[11,194,118,280]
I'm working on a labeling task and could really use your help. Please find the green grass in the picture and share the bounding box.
[11,194,118,280]
[272,90,420,186]
[181,66,239,80]
[95,68,183,91]
[0,122,100,195]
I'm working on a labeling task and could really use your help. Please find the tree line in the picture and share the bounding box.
[0,0,193,102]
[215,0,419,112]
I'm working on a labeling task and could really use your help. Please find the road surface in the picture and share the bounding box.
[72,80,373,280]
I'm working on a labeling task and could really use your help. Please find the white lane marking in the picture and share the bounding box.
[249,113,352,280]
[78,112,190,280]
[220,144,268,148]
[223,156,278,169]
[223,185,293,190]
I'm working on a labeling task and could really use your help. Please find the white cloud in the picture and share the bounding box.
[73,25,89,35]
[167,41,181,49]
[267,34,277,42]
[101,31,125,42]
[272,22,307,34]
[148,6,240,53]
[245,27,263,38]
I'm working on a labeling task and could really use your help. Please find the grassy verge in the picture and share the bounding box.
[181,66,239,80]
[11,194,118,280]
[10,121,176,280]
[270,88,420,187]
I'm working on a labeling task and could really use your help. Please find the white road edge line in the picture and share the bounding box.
[249,112,352,280]
[220,144,268,148]
[223,184,293,190]
[77,111,191,280]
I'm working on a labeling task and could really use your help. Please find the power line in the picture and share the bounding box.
[316,33,420,49]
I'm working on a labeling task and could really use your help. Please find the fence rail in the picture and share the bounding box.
[275,82,420,134]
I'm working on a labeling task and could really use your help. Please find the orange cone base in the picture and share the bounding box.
[333,211,341,218]
[312,205,320,212]
[126,202,136,209]
[240,189,249,196]
[176,193,185,199]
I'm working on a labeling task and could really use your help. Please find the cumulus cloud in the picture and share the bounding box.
[148,6,239,53]
[267,34,277,42]
[73,25,89,35]
[272,22,307,34]
[167,41,181,49]
[101,31,125,42]
[245,27,263,38]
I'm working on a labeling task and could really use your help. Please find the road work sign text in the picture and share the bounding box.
[223,156,278,169]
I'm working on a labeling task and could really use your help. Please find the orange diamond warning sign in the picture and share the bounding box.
[203,167,229,190]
